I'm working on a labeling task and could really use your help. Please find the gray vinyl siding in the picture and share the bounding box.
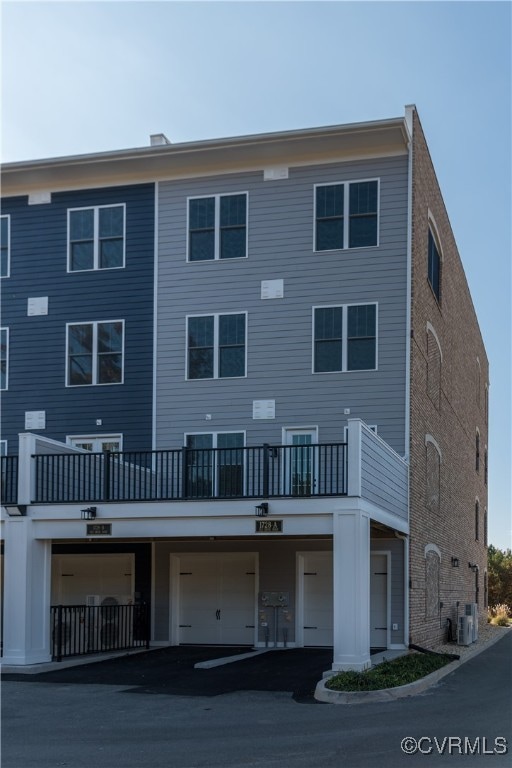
[1,185,154,453]
[157,156,408,456]
[361,427,409,520]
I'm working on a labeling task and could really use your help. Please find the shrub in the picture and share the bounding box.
[325,652,455,692]
[488,603,511,625]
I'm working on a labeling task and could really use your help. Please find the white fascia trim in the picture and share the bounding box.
[404,125,413,464]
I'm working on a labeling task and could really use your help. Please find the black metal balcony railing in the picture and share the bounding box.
[50,603,150,661]
[1,455,18,505]
[33,443,348,503]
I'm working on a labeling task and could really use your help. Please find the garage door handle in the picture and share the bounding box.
[304,626,317,629]
[216,610,221,620]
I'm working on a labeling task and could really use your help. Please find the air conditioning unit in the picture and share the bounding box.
[464,603,478,642]
[52,608,88,656]
[458,615,473,646]
[86,595,134,650]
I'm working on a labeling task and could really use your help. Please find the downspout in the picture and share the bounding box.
[152,181,159,452]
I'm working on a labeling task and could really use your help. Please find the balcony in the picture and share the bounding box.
[3,422,409,526]
[32,442,348,503]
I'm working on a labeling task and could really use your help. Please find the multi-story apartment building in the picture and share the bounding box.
[0,106,488,670]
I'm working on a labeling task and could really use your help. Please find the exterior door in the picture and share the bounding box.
[302,552,333,646]
[177,553,256,645]
[370,553,388,648]
[284,429,318,496]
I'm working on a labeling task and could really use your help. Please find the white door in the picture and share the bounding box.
[177,553,256,645]
[370,553,388,648]
[284,428,318,496]
[302,552,333,646]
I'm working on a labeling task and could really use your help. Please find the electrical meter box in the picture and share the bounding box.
[260,591,289,607]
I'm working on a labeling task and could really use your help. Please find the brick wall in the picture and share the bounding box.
[409,108,489,647]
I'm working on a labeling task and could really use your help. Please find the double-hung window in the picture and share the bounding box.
[67,435,123,452]
[313,304,377,372]
[68,204,125,272]
[1,215,10,278]
[188,193,247,261]
[428,228,441,302]
[315,180,378,251]
[67,320,124,386]
[0,328,8,390]
[187,313,246,379]
[185,432,244,498]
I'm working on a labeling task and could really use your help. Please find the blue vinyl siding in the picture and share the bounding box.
[0,184,154,453]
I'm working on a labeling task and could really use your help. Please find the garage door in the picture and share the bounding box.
[177,553,256,645]
[302,552,333,646]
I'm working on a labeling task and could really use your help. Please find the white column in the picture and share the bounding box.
[346,419,362,497]
[332,508,371,671]
[2,517,52,665]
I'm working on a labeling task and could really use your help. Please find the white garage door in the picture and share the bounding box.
[302,552,333,646]
[177,553,256,645]
[51,554,134,604]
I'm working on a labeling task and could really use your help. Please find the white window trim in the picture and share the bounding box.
[313,178,380,252]
[282,426,319,444]
[425,433,442,458]
[426,322,443,362]
[186,192,249,262]
[1,214,10,278]
[185,311,248,380]
[312,302,378,373]
[66,319,125,387]
[1,327,9,391]
[0,439,7,455]
[66,434,124,452]
[67,203,126,273]
[427,210,444,262]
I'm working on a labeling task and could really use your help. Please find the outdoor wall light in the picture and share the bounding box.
[4,504,27,517]
[255,502,269,516]
[468,562,479,573]
[81,506,97,520]
[451,557,460,568]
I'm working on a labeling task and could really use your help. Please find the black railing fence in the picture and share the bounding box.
[51,603,150,661]
[1,455,18,505]
[34,443,348,503]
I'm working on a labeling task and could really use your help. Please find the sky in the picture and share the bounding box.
[1,1,511,547]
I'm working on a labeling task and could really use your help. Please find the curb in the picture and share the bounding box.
[314,628,510,704]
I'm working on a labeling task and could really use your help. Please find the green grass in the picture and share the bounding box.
[325,651,456,692]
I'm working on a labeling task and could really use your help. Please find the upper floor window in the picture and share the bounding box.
[0,328,8,390]
[67,434,123,452]
[68,205,125,272]
[187,313,246,379]
[1,215,10,278]
[484,448,488,485]
[314,180,379,251]
[426,323,442,409]
[475,499,480,540]
[67,320,124,386]
[188,193,247,261]
[425,435,441,514]
[428,228,441,303]
[475,429,480,472]
[313,303,377,372]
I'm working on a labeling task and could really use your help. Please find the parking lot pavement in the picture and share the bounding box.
[2,646,334,701]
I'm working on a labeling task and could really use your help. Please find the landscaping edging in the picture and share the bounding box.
[314,628,510,704]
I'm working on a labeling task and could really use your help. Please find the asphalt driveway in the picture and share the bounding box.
[2,646,334,701]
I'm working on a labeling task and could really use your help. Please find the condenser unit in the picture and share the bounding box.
[86,595,134,650]
[457,615,473,646]
[464,603,478,642]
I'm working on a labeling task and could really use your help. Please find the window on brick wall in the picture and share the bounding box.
[484,448,488,485]
[426,324,442,409]
[476,429,480,472]
[475,499,480,541]
[428,228,441,303]
[484,508,488,547]
[484,570,488,608]
[425,436,441,514]
[425,545,441,618]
